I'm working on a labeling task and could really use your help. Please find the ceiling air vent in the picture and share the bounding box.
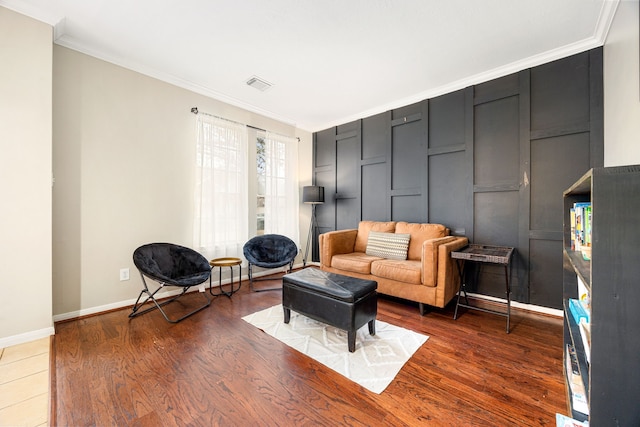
[246,76,272,92]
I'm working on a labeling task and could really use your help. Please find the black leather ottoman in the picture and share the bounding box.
[282,269,377,352]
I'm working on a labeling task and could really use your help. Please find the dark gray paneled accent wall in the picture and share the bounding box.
[390,102,428,221]
[311,48,603,309]
[335,120,361,230]
[313,127,336,261]
[525,48,603,308]
[362,112,391,220]
[427,88,472,238]
[472,73,525,300]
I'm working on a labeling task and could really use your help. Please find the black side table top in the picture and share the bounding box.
[451,244,514,333]
[451,244,514,265]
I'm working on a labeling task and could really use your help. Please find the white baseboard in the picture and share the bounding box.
[53,297,141,323]
[0,326,55,349]
[48,264,561,335]
[52,262,306,323]
[465,292,563,317]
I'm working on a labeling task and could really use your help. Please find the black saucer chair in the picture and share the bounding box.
[130,243,212,323]
[243,234,298,292]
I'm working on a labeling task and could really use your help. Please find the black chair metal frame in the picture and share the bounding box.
[243,234,298,292]
[130,243,212,323]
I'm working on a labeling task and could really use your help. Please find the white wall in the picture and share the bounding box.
[0,7,54,346]
[52,45,312,319]
[604,0,640,166]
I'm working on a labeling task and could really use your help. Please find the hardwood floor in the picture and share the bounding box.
[52,272,567,426]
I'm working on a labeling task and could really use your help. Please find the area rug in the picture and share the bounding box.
[242,304,428,394]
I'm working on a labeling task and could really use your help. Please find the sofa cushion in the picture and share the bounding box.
[371,259,422,285]
[396,222,448,260]
[331,252,384,274]
[354,221,397,253]
[365,231,411,260]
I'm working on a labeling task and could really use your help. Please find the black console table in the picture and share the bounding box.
[451,244,514,333]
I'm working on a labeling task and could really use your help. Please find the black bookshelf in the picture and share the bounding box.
[562,165,640,425]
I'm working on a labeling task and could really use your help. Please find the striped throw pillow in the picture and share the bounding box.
[365,231,411,260]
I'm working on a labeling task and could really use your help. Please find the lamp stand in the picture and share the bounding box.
[303,204,318,266]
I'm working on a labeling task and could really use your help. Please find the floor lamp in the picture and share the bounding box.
[302,185,324,266]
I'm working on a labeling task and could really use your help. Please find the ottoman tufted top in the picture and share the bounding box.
[283,268,377,302]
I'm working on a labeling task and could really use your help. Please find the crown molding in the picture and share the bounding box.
[0,0,63,26]
[54,34,299,129]
[3,0,619,134]
[306,0,620,132]
[311,35,611,132]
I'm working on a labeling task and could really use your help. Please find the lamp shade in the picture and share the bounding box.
[302,186,324,204]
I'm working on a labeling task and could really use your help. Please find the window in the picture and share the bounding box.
[256,135,266,235]
[193,115,248,259]
[193,113,299,259]
[258,131,300,245]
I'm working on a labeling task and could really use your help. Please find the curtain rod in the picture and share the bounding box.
[190,107,300,142]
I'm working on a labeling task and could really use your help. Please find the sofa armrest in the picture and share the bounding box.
[436,236,469,305]
[319,229,358,268]
[421,236,458,286]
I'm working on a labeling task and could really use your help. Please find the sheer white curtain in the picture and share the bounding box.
[260,130,300,246]
[193,115,248,259]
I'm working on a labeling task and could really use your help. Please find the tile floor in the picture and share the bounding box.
[0,337,49,427]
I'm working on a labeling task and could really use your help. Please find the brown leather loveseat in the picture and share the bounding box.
[319,221,468,315]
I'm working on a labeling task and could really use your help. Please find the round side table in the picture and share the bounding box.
[209,257,242,297]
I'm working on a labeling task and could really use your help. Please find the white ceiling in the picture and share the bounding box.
[2,0,618,132]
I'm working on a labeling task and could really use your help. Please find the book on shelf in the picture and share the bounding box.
[574,276,591,361]
[569,298,590,325]
[555,413,588,427]
[579,319,591,364]
[565,344,589,415]
[572,202,592,252]
[570,207,576,250]
[565,344,583,390]
[576,275,590,308]
[583,204,592,247]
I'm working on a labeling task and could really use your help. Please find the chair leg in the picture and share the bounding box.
[129,273,211,323]
[248,263,284,292]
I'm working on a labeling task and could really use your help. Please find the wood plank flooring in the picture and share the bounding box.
[52,271,567,426]
[0,337,50,426]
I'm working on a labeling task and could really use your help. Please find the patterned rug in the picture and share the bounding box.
[242,304,428,394]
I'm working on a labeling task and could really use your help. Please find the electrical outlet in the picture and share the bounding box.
[120,268,130,281]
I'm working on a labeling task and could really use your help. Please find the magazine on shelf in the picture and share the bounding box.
[579,320,591,364]
[565,344,589,415]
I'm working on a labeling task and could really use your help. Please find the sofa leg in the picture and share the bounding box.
[418,303,430,316]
